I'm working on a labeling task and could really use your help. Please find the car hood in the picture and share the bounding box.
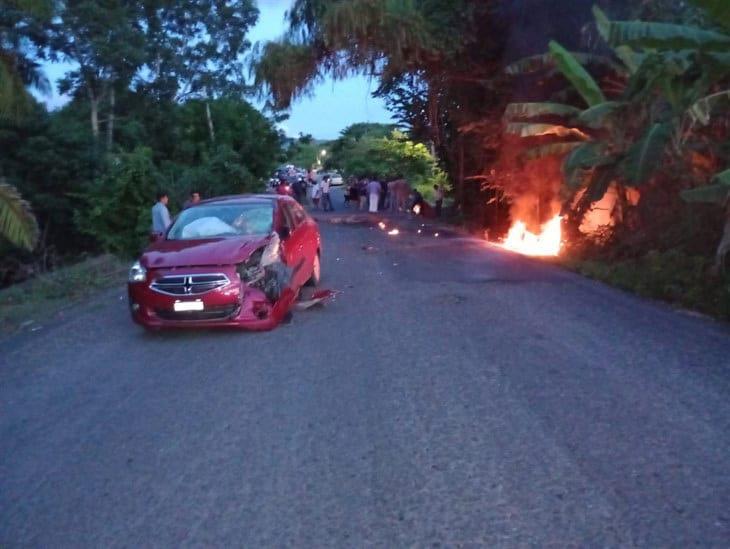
[141,235,269,269]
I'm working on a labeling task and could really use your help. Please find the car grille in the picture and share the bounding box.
[155,304,240,321]
[150,273,230,296]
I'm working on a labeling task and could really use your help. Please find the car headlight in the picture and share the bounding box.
[129,261,147,283]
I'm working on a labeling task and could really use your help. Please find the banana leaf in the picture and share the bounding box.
[681,169,730,204]
[505,122,590,140]
[613,45,643,74]
[621,123,671,186]
[578,101,625,128]
[686,89,730,125]
[504,102,581,121]
[689,0,730,30]
[0,180,39,250]
[563,143,616,189]
[522,142,583,161]
[504,51,623,76]
[548,40,606,107]
[593,5,730,51]
[586,166,615,202]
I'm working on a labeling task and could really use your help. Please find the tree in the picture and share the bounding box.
[0,0,52,250]
[502,5,730,235]
[52,0,146,147]
[138,0,258,143]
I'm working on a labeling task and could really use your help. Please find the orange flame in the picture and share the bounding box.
[501,215,562,256]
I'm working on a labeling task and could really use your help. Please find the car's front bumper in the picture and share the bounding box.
[128,266,295,331]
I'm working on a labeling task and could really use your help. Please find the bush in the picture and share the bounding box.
[74,147,160,257]
[567,250,730,320]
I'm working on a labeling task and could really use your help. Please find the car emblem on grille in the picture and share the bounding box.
[183,276,194,295]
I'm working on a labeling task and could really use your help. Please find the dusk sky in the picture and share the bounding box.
[40,0,395,140]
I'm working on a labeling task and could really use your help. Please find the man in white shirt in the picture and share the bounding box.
[151,191,171,237]
[367,178,381,213]
[321,175,334,211]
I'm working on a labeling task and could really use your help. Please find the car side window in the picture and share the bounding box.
[280,203,298,230]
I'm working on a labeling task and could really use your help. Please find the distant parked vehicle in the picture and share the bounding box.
[319,171,344,186]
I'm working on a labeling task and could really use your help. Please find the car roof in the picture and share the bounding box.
[194,194,295,207]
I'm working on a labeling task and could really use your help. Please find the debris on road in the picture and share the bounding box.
[362,244,377,253]
[295,289,338,311]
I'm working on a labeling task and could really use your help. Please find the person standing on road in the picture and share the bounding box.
[293,177,306,204]
[321,175,334,211]
[434,183,445,217]
[358,177,368,211]
[379,179,388,211]
[368,177,381,213]
[311,178,322,209]
[151,190,171,237]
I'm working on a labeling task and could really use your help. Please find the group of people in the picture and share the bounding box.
[151,173,447,237]
[343,176,445,216]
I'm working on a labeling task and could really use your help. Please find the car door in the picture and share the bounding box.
[290,202,318,273]
[278,201,308,288]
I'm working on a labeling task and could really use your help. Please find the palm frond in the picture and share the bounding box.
[0,180,39,250]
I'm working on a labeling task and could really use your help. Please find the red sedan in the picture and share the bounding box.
[128,195,321,331]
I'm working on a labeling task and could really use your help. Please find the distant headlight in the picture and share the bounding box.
[129,261,147,283]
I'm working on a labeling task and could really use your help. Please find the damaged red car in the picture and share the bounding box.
[128,195,321,331]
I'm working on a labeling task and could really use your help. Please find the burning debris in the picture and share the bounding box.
[501,215,562,256]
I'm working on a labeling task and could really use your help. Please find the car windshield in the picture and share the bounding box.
[167,202,273,240]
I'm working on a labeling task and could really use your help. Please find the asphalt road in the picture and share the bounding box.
[2,194,729,547]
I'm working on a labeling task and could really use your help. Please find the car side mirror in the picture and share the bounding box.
[278,227,291,240]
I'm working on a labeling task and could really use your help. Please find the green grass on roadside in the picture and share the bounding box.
[559,250,730,321]
[0,255,128,334]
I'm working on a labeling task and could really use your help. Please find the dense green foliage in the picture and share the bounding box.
[0,0,283,277]
[321,123,446,195]
[0,96,281,262]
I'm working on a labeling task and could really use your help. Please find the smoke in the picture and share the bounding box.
[496,140,564,232]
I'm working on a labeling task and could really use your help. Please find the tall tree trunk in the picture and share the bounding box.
[205,101,215,143]
[88,92,99,139]
[106,86,115,151]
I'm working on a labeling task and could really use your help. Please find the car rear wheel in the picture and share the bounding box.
[306,252,321,286]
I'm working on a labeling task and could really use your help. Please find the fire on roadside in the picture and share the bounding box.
[500,215,562,256]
